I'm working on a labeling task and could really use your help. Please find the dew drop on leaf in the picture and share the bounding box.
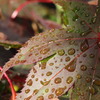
[65,56,71,62]
[89,86,96,95]
[80,39,89,51]
[93,79,100,86]
[27,79,33,86]
[48,94,54,99]
[46,71,52,76]
[72,15,79,21]
[25,89,30,94]
[54,77,62,84]
[36,96,44,100]
[68,48,75,55]
[4,46,11,50]
[76,74,82,79]
[58,49,65,56]
[66,76,73,84]
[65,59,76,72]
[80,65,87,71]
[55,87,65,96]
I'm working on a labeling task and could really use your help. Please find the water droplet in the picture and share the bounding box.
[27,79,33,86]
[76,74,82,79]
[96,6,100,12]
[39,62,46,69]
[37,96,44,100]
[40,48,50,54]
[85,14,89,17]
[4,46,11,50]
[54,77,62,84]
[45,88,49,93]
[58,49,65,56]
[80,29,92,36]
[86,77,91,83]
[97,41,100,48]
[48,94,54,99]
[31,75,35,78]
[52,88,55,92]
[83,54,87,57]
[80,39,89,52]
[24,96,32,100]
[33,67,37,73]
[65,56,70,62]
[55,88,65,96]
[89,86,96,95]
[73,7,80,12]
[80,65,87,71]
[25,89,30,94]
[65,59,76,72]
[68,48,75,55]
[46,72,52,76]
[35,78,38,81]
[91,17,96,24]
[49,63,54,66]
[33,89,39,95]
[80,21,85,25]
[93,79,100,86]
[72,15,78,21]
[66,76,73,84]
[89,54,95,58]
[40,81,50,86]
[69,40,75,45]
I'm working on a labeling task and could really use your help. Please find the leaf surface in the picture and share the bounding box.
[0,0,100,100]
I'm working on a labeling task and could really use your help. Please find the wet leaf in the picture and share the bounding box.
[0,0,100,100]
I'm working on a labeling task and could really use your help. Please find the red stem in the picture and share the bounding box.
[0,67,16,100]
[11,0,53,19]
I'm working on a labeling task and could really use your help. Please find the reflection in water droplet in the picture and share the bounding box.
[4,46,11,50]
[80,39,89,52]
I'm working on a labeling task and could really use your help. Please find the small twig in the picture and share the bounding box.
[0,67,16,100]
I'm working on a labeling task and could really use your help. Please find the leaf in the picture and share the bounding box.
[0,40,21,49]
[0,0,100,100]
[15,33,99,100]
[53,0,100,100]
